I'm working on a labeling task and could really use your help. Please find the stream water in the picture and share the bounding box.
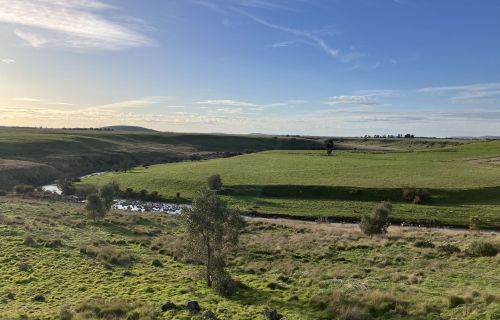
[42,173,190,215]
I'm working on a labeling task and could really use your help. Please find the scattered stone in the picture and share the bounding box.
[187,300,201,314]
[263,308,282,320]
[151,259,163,267]
[202,310,218,319]
[34,294,45,302]
[23,236,36,247]
[161,301,177,312]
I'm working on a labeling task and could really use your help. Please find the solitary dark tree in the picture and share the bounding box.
[86,194,106,220]
[207,174,223,190]
[181,189,245,294]
[324,138,335,156]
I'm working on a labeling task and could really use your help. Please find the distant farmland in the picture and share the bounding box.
[84,140,500,228]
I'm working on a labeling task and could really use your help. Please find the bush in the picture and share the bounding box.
[207,174,223,190]
[438,243,461,255]
[58,178,76,195]
[359,202,392,236]
[0,190,7,196]
[469,215,482,231]
[466,240,499,257]
[86,194,106,220]
[448,295,466,308]
[100,181,119,210]
[401,187,431,204]
[75,185,99,200]
[414,240,435,248]
[14,184,35,194]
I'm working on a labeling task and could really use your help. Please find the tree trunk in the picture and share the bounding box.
[206,238,212,287]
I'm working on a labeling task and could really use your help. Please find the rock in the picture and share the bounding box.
[263,308,282,320]
[203,310,218,319]
[34,294,45,302]
[186,300,201,314]
[161,301,177,312]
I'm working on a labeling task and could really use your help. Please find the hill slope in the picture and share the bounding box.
[0,127,322,189]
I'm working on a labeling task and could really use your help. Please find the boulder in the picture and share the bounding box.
[161,301,177,312]
[263,308,282,320]
[203,310,218,319]
[187,300,201,314]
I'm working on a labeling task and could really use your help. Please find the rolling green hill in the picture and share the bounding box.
[0,128,321,189]
[84,140,500,227]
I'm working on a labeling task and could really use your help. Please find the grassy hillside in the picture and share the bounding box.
[0,198,498,319]
[84,141,500,227]
[0,128,322,190]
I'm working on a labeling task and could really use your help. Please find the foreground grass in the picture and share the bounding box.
[84,141,500,227]
[0,197,498,319]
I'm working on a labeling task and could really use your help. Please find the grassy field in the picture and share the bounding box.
[84,140,500,228]
[0,197,498,319]
[0,127,321,190]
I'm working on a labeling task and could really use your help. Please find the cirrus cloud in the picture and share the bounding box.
[0,0,154,50]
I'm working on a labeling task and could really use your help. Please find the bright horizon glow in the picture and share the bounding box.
[1,0,499,137]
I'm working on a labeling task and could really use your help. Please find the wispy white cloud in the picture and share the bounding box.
[1,58,15,63]
[325,95,382,107]
[196,99,307,112]
[196,99,258,107]
[92,96,173,110]
[418,83,500,104]
[0,0,153,50]
[13,97,74,106]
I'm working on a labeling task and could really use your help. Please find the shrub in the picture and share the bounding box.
[401,187,431,204]
[151,259,163,267]
[86,194,106,220]
[75,185,99,200]
[359,202,392,236]
[14,184,35,194]
[466,240,499,257]
[469,215,482,231]
[438,243,461,255]
[401,187,416,201]
[57,178,76,195]
[139,189,148,198]
[0,190,7,196]
[100,181,119,210]
[207,174,223,190]
[448,295,466,308]
[414,240,435,248]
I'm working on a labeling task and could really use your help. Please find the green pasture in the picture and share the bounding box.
[84,141,500,227]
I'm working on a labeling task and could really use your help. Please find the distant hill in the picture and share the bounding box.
[102,125,157,132]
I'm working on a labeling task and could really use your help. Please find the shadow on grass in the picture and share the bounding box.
[220,184,500,206]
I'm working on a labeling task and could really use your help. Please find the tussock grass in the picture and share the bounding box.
[0,198,499,319]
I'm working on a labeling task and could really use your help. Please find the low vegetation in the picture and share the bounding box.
[0,198,498,319]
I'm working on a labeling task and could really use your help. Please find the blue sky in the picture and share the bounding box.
[1,0,499,136]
